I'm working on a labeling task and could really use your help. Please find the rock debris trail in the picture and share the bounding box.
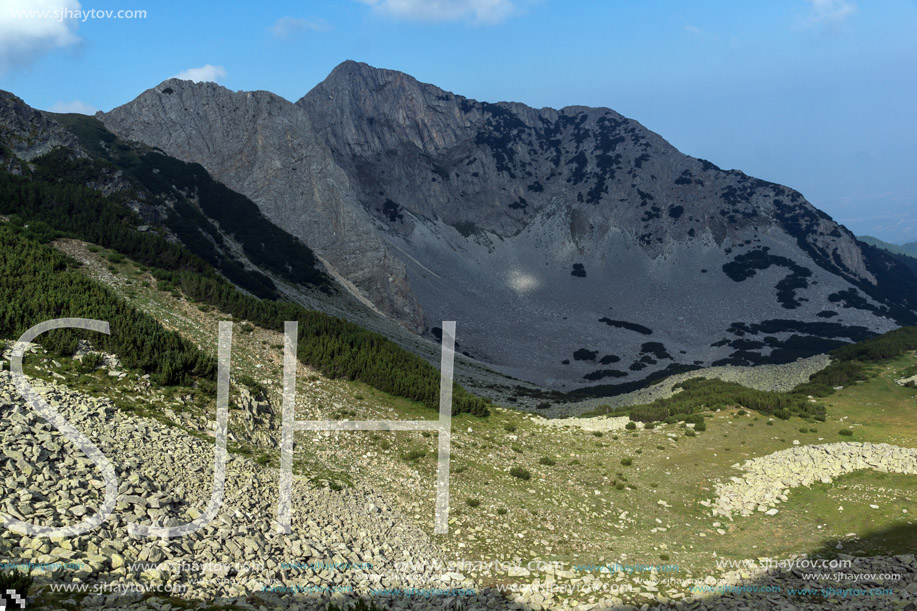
[708,442,917,518]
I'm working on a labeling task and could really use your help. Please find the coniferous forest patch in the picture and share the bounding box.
[582,368,628,381]
[722,247,813,309]
[572,348,598,361]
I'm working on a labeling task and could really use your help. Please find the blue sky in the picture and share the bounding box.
[1,0,915,242]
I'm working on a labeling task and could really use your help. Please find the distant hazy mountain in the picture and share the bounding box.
[858,235,917,258]
[96,61,917,395]
[858,236,917,279]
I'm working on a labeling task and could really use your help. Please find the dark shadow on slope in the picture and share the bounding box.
[646,522,917,611]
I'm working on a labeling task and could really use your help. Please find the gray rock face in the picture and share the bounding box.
[100,79,424,332]
[99,62,914,392]
[0,91,82,165]
[297,62,869,277]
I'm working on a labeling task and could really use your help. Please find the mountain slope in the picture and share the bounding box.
[99,61,917,396]
[0,90,490,416]
[53,113,329,297]
[97,79,424,332]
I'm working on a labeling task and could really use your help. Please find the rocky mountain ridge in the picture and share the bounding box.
[99,77,424,332]
[94,61,917,395]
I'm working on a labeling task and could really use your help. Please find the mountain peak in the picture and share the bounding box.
[0,89,26,106]
[112,77,296,129]
[326,59,412,83]
[329,59,380,76]
[148,77,228,95]
[299,60,452,106]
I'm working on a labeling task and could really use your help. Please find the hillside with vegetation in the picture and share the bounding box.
[3,232,914,609]
[0,138,489,416]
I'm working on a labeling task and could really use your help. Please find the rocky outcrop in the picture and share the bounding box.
[0,92,82,163]
[233,386,276,448]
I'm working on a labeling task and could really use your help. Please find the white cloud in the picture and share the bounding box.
[172,64,227,83]
[803,0,857,27]
[49,99,96,114]
[356,0,518,24]
[270,16,329,39]
[683,24,704,36]
[0,0,82,75]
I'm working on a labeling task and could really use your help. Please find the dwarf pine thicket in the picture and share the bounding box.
[0,225,216,387]
[617,328,917,423]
